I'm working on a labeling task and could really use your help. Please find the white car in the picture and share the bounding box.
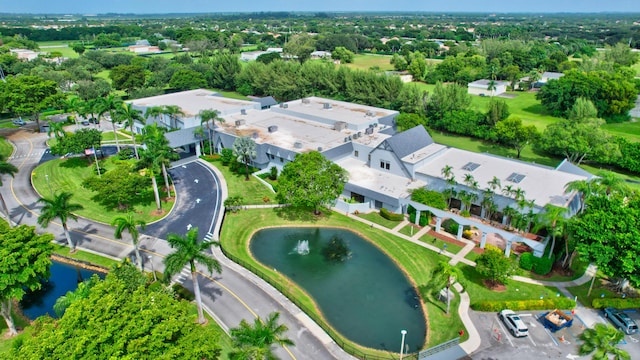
[499,309,529,337]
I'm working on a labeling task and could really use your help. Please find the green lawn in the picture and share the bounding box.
[419,234,464,254]
[32,156,173,224]
[343,54,394,71]
[566,275,618,308]
[399,224,421,237]
[201,157,274,205]
[220,207,556,354]
[602,121,640,142]
[95,70,112,83]
[101,131,133,142]
[52,244,119,269]
[356,211,403,229]
[0,137,13,158]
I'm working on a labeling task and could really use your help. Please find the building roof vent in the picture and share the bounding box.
[366,110,375,117]
[241,109,247,115]
[252,132,259,139]
[352,133,359,139]
[279,103,289,108]
[268,125,278,133]
[365,127,374,135]
[344,137,349,143]
[334,121,347,131]
[302,98,310,104]
[317,146,323,152]
[235,119,246,126]
[294,141,303,149]
[323,102,332,110]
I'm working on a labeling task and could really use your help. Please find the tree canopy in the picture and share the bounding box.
[276,151,348,214]
[0,225,54,336]
[12,262,222,359]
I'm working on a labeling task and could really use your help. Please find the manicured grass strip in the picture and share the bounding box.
[399,224,421,237]
[201,157,275,205]
[32,157,173,224]
[52,244,119,269]
[0,137,13,158]
[566,276,618,308]
[419,234,464,254]
[343,54,394,72]
[459,263,562,305]
[356,211,402,229]
[602,121,640,142]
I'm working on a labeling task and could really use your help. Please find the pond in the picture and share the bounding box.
[21,260,105,319]
[250,227,426,352]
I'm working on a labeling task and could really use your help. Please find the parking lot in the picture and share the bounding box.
[469,309,640,359]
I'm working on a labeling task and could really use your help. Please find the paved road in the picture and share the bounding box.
[2,129,350,360]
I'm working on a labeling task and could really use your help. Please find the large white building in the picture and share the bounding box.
[130,89,591,257]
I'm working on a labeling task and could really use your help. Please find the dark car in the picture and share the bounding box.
[604,308,638,335]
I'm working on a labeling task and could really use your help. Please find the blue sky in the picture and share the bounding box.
[3,0,640,14]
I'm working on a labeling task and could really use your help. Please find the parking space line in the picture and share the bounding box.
[528,333,537,346]
[543,326,560,346]
[496,319,515,347]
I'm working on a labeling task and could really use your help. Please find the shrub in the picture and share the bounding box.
[220,148,234,165]
[532,255,554,275]
[171,283,195,301]
[592,298,640,309]
[380,208,404,221]
[460,210,471,217]
[472,297,576,312]
[442,219,470,236]
[269,166,278,180]
[117,148,134,160]
[408,210,429,226]
[462,229,473,239]
[519,252,534,271]
[410,188,447,210]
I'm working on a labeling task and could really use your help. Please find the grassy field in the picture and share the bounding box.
[419,234,464,254]
[37,41,79,59]
[31,156,173,224]
[219,206,558,354]
[566,275,618,308]
[343,54,394,71]
[602,121,640,141]
[356,211,403,229]
[201,157,274,205]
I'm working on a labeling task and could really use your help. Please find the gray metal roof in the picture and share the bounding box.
[322,142,353,161]
[555,159,595,179]
[253,96,278,109]
[385,125,434,159]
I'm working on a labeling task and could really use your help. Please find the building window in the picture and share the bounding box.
[385,162,390,170]
[354,150,359,157]
[380,160,390,170]
[279,157,283,162]
[270,154,274,160]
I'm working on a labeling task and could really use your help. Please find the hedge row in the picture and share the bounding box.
[379,208,404,221]
[592,298,640,309]
[472,298,576,312]
[408,211,429,226]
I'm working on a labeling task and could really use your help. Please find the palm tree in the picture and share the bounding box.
[533,204,568,260]
[163,227,221,324]
[502,205,519,228]
[565,179,595,214]
[198,109,223,155]
[47,121,66,139]
[594,171,628,197]
[441,165,453,180]
[118,102,143,159]
[162,105,185,130]
[144,105,165,124]
[579,323,630,360]
[193,126,205,155]
[481,188,496,221]
[487,79,497,97]
[112,214,146,270]
[502,184,515,199]
[63,96,82,130]
[459,190,478,213]
[98,95,123,152]
[230,312,295,359]
[137,148,162,211]
[233,136,257,181]
[513,187,526,202]
[142,124,176,198]
[0,160,18,227]
[487,176,501,192]
[463,173,476,188]
[429,261,462,314]
[443,187,457,209]
[53,276,98,316]
[37,191,84,251]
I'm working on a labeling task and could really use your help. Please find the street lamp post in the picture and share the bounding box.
[148,255,157,282]
[399,329,407,360]
[44,174,53,196]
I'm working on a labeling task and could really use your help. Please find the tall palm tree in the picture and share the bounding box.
[459,190,478,213]
[487,176,501,192]
[441,165,453,180]
[118,102,143,159]
[142,123,176,198]
[463,173,476,188]
[47,121,66,139]
[429,261,461,314]
[233,136,257,181]
[162,105,185,130]
[112,214,146,270]
[144,105,165,124]
[137,148,162,211]
[193,126,205,155]
[594,171,628,197]
[513,187,526,202]
[487,79,497,97]
[198,109,223,155]
[230,312,295,359]
[579,323,630,360]
[98,95,123,152]
[565,179,595,214]
[163,227,221,324]
[63,96,82,130]
[502,184,515,199]
[37,191,84,251]
[0,160,18,227]
[533,204,568,259]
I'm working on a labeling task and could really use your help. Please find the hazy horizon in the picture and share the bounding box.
[2,0,640,15]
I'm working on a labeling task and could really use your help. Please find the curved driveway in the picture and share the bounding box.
[2,129,351,360]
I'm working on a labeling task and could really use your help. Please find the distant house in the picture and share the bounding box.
[10,48,39,61]
[467,79,509,96]
[240,51,268,61]
[135,39,151,46]
[311,50,332,59]
[540,72,564,83]
[127,45,160,54]
[384,71,414,83]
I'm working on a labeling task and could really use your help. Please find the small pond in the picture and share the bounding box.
[21,260,105,319]
[250,227,426,352]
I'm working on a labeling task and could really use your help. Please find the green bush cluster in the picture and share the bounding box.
[592,298,640,309]
[408,210,429,226]
[442,218,470,235]
[518,252,554,275]
[472,297,576,312]
[379,208,404,221]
